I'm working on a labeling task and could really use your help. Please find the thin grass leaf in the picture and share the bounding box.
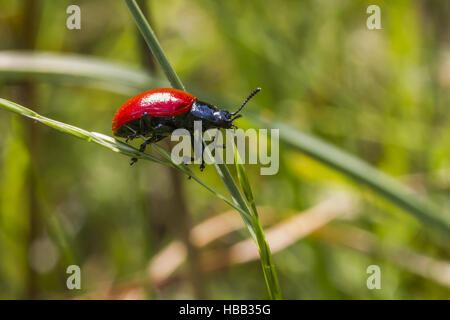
[124,0,282,299]
[125,0,184,91]
[150,143,254,221]
[233,147,281,299]
[0,98,167,165]
[234,148,258,217]
[252,118,450,236]
[0,98,252,231]
[0,51,167,95]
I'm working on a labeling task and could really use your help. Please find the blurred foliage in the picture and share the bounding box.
[0,0,449,299]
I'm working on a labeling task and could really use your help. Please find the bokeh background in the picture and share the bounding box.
[0,0,449,299]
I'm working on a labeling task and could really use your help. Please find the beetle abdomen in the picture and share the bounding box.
[112,88,196,134]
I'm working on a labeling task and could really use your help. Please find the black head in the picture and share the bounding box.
[216,88,261,129]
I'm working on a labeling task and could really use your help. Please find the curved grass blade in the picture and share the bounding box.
[251,118,450,236]
[234,147,281,299]
[0,98,253,235]
[124,0,282,299]
[0,51,167,95]
[0,98,167,164]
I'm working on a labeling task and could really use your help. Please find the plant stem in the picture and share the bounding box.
[125,0,185,91]
[135,0,205,298]
[3,53,448,237]
[233,147,281,299]
[253,217,281,299]
[124,0,282,298]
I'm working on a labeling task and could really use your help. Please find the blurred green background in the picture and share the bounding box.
[0,0,449,299]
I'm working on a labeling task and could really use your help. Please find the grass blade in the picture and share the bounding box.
[125,0,184,91]
[0,98,167,165]
[252,118,450,236]
[234,147,281,299]
[234,149,258,217]
[124,0,282,298]
[0,51,166,95]
[0,98,254,235]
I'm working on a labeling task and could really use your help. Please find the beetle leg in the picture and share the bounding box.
[124,125,139,143]
[138,135,164,153]
[190,132,205,171]
[126,132,138,143]
[130,134,164,166]
[212,129,225,149]
[199,140,206,171]
[138,138,152,153]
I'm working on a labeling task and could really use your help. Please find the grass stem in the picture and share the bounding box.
[124,0,282,299]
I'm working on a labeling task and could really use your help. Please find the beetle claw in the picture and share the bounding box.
[139,139,152,153]
[130,157,138,166]
[126,133,137,143]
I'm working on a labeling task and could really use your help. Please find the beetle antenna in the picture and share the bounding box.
[231,87,261,116]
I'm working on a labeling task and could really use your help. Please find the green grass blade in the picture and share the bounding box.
[0,98,167,165]
[124,0,282,299]
[149,143,254,221]
[214,162,256,239]
[252,118,450,236]
[234,148,258,217]
[234,147,281,299]
[0,98,253,234]
[125,0,184,91]
[0,51,166,95]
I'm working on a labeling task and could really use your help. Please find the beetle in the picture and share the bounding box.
[112,87,260,168]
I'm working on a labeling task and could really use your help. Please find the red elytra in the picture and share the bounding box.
[112,88,196,134]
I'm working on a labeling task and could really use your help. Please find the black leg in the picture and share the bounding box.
[126,132,138,143]
[190,132,205,171]
[138,135,164,153]
[130,134,164,167]
[199,140,206,171]
[139,140,151,153]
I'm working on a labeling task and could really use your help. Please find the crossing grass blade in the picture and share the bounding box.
[234,147,281,299]
[0,97,255,238]
[124,0,282,298]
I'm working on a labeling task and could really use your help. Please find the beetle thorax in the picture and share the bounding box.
[190,100,233,129]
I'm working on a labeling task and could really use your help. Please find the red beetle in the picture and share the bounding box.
[112,88,260,167]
